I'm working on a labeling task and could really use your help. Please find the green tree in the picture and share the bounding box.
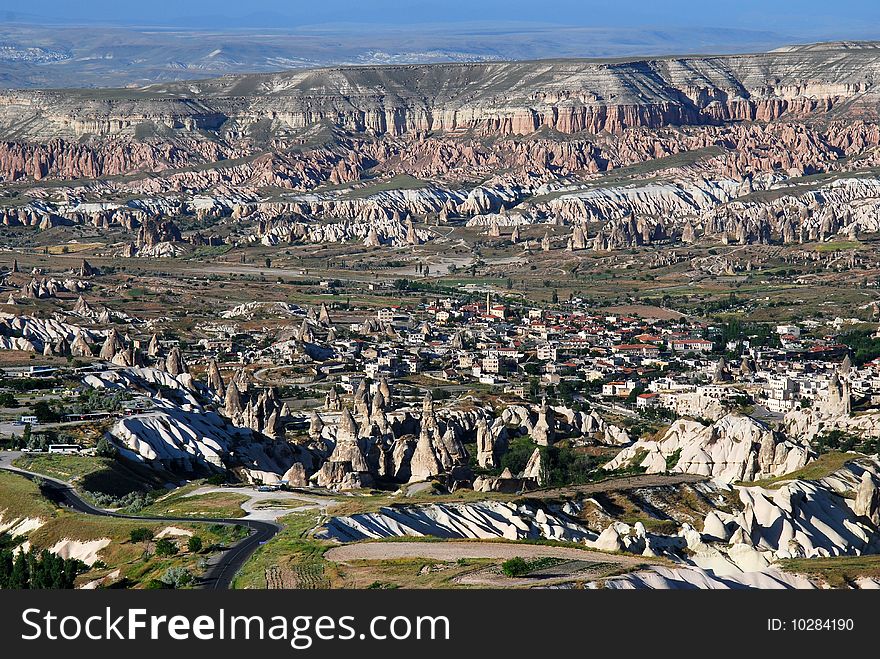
[129,528,154,544]
[9,552,28,589]
[500,437,538,476]
[430,388,450,401]
[0,548,81,589]
[31,401,61,423]
[95,437,119,458]
[626,385,646,403]
[501,557,529,577]
[155,538,178,557]
[0,392,18,407]
[187,536,203,553]
[0,549,13,588]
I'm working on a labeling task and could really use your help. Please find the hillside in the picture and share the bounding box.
[2,42,880,142]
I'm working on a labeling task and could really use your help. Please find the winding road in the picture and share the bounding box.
[0,451,279,590]
[0,449,712,590]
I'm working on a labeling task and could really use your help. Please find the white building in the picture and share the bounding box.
[483,354,501,374]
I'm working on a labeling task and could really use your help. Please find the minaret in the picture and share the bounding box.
[486,292,491,316]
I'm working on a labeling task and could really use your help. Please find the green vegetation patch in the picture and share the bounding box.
[744,451,855,489]
[14,453,170,500]
[779,554,880,588]
[0,471,246,589]
[501,556,564,577]
[838,328,880,366]
[138,489,248,519]
[233,512,331,589]
[14,454,110,482]
[340,174,429,199]
[0,470,57,522]
[811,241,861,252]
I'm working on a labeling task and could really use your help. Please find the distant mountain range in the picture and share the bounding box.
[0,22,802,89]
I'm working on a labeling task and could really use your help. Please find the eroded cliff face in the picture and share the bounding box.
[1,117,876,186]
[1,43,880,145]
[0,138,234,181]
[4,42,880,253]
[145,49,880,137]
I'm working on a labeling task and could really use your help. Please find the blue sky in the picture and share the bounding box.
[1,0,879,39]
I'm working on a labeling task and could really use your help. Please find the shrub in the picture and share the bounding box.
[501,557,530,577]
[501,556,560,578]
[500,436,537,476]
[0,392,19,407]
[535,444,599,487]
[187,536,203,553]
[161,567,193,589]
[145,579,172,589]
[89,490,153,512]
[129,528,154,544]
[665,448,683,471]
[95,437,119,458]
[839,329,880,366]
[30,401,61,423]
[155,539,178,557]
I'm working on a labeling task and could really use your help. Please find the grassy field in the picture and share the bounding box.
[779,555,880,588]
[0,470,245,588]
[340,174,429,199]
[39,517,249,589]
[0,469,58,522]
[5,222,873,329]
[14,454,110,482]
[233,512,334,589]
[13,453,170,498]
[743,452,855,489]
[45,242,105,254]
[810,241,861,252]
[138,487,248,519]
[233,509,545,590]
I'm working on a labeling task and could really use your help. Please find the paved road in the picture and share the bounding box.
[0,451,279,590]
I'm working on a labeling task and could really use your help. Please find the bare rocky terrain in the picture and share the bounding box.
[5,41,880,590]
[5,42,880,141]
[4,42,880,261]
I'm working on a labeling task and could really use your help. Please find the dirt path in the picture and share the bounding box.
[325,541,651,565]
[186,485,338,522]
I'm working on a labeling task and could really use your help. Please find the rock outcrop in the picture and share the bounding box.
[605,414,812,483]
